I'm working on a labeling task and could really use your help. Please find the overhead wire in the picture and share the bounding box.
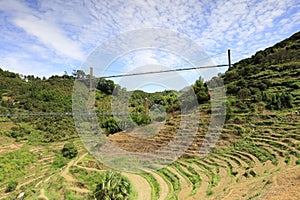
[1,55,231,117]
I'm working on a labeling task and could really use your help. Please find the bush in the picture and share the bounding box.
[131,114,151,126]
[5,181,18,193]
[61,142,78,159]
[101,117,121,135]
[92,171,131,200]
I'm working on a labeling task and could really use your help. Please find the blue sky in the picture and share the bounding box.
[0,0,299,91]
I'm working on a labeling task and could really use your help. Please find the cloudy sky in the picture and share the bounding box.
[0,0,299,90]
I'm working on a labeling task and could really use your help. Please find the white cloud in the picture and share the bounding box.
[0,0,85,61]
[13,15,84,60]
[0,0,299,81]
[0,54,64,78]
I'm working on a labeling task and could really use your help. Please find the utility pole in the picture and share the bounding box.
[90,67,93,91]
[228,49,231,68]
[145,97,149,116]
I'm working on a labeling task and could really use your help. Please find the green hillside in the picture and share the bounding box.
[224,31,300,113]
[0,31,299,200]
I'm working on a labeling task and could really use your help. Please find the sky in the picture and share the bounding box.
[0,0,299,91]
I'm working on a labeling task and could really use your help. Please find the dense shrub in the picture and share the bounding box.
[101,117,121,135]
[131,114,151,125]
[61,142,78,159]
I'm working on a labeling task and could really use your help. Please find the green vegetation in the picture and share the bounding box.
[92,170,131,200]
[157,168,181,200]
[96,78,116,95]
[206,189,213,196]
[223,32,300,116]
[5,181,18,193]
[61,142,78,159]
[234,138,278,165]
[52,153,69,169]
[172,162,202,195]
[0,31,299,199]
[0,147,36,184]
[140,173,160,200]
[69,166,103,188]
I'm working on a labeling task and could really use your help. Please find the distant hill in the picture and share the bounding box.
[1,31,299,143]
[179,85,191,92]
[0,68,208,142]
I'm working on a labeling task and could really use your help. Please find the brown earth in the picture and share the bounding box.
[259,165,300,200]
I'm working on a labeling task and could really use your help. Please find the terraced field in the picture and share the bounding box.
[1,109,299,199]
[106,109,300,200]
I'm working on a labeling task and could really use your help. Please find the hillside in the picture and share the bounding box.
[0,31,299,199]
[224,31,300,112]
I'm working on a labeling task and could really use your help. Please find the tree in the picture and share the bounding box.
[61,142,78,159]
[93,171,131,200]
[72,70,86,79]
[97,78,115,95]
[192,77,209,103]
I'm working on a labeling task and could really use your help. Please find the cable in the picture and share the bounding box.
[85,64,229,79]
[0,112,292,118]
[93,51,228,76]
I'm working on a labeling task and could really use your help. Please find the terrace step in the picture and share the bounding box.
[149,171,170,200]
[181,162,210,198]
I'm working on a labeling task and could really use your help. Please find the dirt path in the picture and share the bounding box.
[210,154,242,183]
[61,159,75,182]
[213,162,300,200]
[36,172,56,200]
[20,153,90,198]
[16,175,44,190]
[38,188,49,200]
[61,153,90,182]
[74,153,88,166]
[254,142,287,169]
[68,187,90,193]
[75,164,105,172]
[122,172,151,200]
[73,153,106,172]
[150,172,170,200]
[209,166,232,199]
[272,174,279,187]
